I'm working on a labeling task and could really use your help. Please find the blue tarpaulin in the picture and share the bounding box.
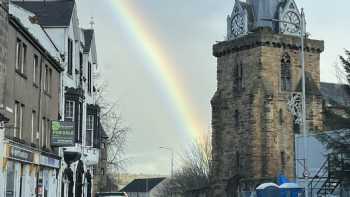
[277,174,289,185]
[256,182,304,197]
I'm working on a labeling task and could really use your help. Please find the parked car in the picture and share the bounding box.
[96,192,128,197]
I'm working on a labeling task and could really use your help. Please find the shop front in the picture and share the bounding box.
[4,143,37,197]
[0,143,61,197]
[37,153,60,197]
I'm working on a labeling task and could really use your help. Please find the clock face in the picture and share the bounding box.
[231,14,245,38]
[280,11,301,34]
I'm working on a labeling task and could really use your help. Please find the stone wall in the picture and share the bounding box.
[0,0,8,110]
[210,28,324,197]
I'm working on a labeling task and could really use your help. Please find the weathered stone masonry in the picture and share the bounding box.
[211,28,324,197]
[0,0,8,108]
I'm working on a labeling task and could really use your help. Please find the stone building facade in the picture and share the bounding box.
[210,0,324,196]
[0,3,63,196]
[0,0,8,112]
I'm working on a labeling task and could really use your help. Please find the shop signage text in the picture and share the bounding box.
[7,145,34,163]
[40,155,60,169]
[51,121,75,146]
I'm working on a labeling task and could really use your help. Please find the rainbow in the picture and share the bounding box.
[109,1,206,143]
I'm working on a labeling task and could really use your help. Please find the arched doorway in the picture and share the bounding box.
[75,160,84,197]
[63,166,74,197]
[85,170,92,197]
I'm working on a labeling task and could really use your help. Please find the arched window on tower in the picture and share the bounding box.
[281,53,292,91]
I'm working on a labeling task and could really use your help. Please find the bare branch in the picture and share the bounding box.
[157,132,212,196]
[95,75,130,174]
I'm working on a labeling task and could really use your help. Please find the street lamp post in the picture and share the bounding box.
[261,8,309,197]
[160,146,174,178]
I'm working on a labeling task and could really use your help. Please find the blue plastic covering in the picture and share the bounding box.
[280,183,304,197]
[277,174,289,185]
[256,186,280,197]
[256,182,304,197]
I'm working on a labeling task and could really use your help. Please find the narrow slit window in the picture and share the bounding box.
[234,110,240,128]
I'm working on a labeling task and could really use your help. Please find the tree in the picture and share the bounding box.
[156,134,212,197]
[324,50,350,131]
[95,78,129,174]
[340,49,350,85]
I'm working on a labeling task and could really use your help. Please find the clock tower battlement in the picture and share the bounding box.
[227,0,302,40]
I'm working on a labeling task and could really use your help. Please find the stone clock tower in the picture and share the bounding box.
[211,0,324,196]
[0,0,8,109]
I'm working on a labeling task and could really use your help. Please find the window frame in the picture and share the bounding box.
[19,104,24,139]
[31,110,36,143]
[14,101,19,138]
[46,119,51,147]
[21,43,27,74]
[67,38,73,75]
[33,54,39,85]
[15,38,22,71]
[88,62,92,94]
[41,117,45,148]
[49,68,52,94]
[44,65,50,94]
[86,115,94,147]
[281,53,292,92]
[64,100,75,122]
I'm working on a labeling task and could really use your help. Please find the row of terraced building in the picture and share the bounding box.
[0,0,108,197]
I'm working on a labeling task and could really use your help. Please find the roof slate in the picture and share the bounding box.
[121,178,166,193]
[12,1,74,27]
[320,82,350,107]
[9,3,62,70]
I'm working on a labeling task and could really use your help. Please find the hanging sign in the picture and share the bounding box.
[51,121,75,147]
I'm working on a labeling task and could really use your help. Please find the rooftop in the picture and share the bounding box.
[320,82,350,107]
[121,177,166,193]
[12,1,74,27]
[9,3,62,65]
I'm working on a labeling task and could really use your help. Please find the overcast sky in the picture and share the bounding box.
[75,0,350,175]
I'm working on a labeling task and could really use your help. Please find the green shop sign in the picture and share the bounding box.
[51,121,75,147]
